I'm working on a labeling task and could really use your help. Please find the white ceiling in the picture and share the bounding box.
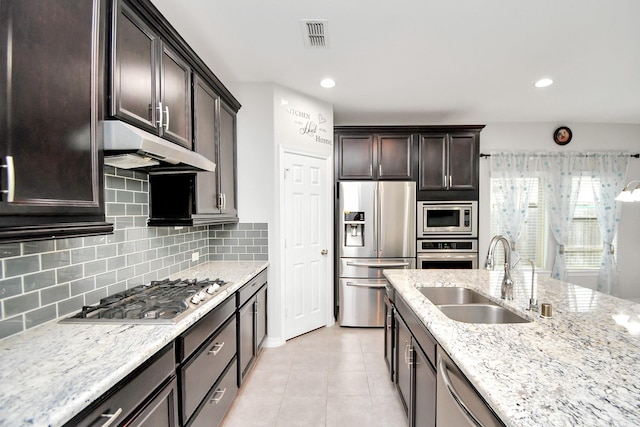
[150,0,640,125]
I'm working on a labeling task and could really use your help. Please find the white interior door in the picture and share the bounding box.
[283,152,329,340]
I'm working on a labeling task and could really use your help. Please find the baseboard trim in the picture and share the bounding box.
[262,336,286,348]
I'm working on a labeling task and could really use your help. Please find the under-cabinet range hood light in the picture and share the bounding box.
[103,121,216,172]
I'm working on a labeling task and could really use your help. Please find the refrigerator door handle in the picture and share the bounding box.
[345,281,387,289]
[346,261,411,268]
[374,183,379,256]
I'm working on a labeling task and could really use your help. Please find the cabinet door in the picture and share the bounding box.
[159,42,192,148]
[193,76,220,214]
[384,298,394,380]
[418,134,447,190]
[256,286,267,350]
[337,134,375,180]
[0,0,107,223]
[448,133,478,190]
[238,299,255,383]
[377,135,412,179]
[395,313,411,417]
[413,343,436,427]
[129,378,179,427]
[218,102,237,216]
[112,1,159,132]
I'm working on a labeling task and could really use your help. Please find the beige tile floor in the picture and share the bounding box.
[220,325,408,427]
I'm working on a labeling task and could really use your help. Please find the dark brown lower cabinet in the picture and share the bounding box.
[384,294,395,381]
[129,378,179,427]
[394,297,436,427]
[64,343,177,427]
[237,270,268,385]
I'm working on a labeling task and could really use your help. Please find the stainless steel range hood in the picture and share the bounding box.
[103,121,216,172]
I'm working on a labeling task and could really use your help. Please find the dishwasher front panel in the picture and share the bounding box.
[436,347,505,427]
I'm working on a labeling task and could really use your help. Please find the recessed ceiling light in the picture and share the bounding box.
[534,78,554,88]
[320,78,336,88]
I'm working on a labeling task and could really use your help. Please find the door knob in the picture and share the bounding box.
[321,249,328,255]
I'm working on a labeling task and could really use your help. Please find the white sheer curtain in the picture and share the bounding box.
[489,152,537,264]
[588,152,629,294]
[542,153,585,281]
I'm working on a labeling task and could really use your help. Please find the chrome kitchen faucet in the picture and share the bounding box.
[484,235,514,300]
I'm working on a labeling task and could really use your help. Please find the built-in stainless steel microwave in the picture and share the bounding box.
[417,201,477,237]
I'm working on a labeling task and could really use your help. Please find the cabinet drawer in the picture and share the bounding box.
[66,343,175,427]
[181,316,237,425]
[177,295,235,362]
[237,270,267,308]
[395,295,437,368]
[188,359,238,427]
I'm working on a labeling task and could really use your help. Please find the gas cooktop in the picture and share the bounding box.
[61,277,232,324]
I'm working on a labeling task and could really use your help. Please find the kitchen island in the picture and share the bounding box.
[0,260,268,427]
[384,268,640,426]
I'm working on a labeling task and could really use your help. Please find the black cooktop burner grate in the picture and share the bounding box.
[61,277,229,324]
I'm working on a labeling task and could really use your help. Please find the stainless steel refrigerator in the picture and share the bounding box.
[337,181,416,327]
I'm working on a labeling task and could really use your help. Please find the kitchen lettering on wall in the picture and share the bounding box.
[284,102,332,145]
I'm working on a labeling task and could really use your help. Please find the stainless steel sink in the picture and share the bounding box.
[437,304,531,324]
[418,286,531,324]
[418,287,493,305]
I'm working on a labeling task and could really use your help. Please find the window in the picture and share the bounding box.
[489,175,612,271]
[565,177,614,269]
[489,176,547,269]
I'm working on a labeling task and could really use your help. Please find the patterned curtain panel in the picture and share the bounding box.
[588,152,629,294]
[541,153,586,281]
[489,152,538,264]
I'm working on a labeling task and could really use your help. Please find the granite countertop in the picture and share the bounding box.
[0,261,268,427]
[384,268,640,427]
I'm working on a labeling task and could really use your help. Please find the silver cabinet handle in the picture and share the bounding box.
[208,341,224,356]
[386,314,392,330]
[437,355,484,427]
[156,102,163,128]
[369,164,373,177]
[222,193,226,210]
[404,341,410,368]
[164,105,170,131]
[2,156,15,202]
[346,261,410,268]
[379,164,382,176]
[449,175,452,188]
[210,387,227,404]
[99,407,123,427]
[345,281,386,289]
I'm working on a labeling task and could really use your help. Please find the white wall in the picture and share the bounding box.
[233,83,334,346]
[479,122,640,298]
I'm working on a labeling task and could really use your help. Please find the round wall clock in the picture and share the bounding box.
[553,126,572,145]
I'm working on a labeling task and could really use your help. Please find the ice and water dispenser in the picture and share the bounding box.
[343,211,365,247]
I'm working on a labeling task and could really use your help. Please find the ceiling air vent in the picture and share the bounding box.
[300,20,329,48]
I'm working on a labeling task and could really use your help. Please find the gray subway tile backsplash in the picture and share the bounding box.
[0,167,268,340]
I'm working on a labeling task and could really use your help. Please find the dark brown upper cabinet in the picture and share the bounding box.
[148,76,238,226]
[418,131,479,193]
[0,0,112,242]
[336,133,412,180]
[111,0,192,148]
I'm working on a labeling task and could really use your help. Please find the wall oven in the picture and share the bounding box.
[417,201,477,237]
[417,239,478,269]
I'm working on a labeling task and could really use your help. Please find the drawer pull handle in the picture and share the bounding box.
[210,387,227,404]
[1,156,14,202]
[208,342,225,356]
[99,408,123,427]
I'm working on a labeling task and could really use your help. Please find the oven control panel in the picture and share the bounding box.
[417,239,477,253]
